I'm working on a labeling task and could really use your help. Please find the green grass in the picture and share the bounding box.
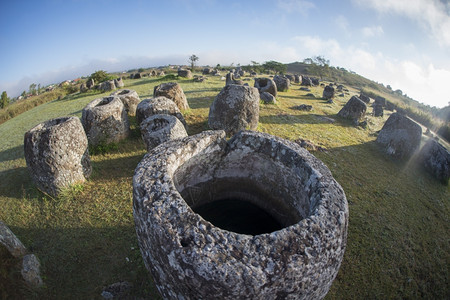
[0,74,448,299]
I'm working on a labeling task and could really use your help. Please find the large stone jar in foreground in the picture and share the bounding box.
[24,117,91,197]
[81,96,130,146]
[133,130,348,300]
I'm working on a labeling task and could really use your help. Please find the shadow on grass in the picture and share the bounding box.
[0,145,24,163]
[188,96,214,109]
[184,88,222,95]
[91,153,145,180]
[0,167,34,198]
[8,225,159,299]
[259,113,353,127]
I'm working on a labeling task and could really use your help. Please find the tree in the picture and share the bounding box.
[89,70,113,83]
[189,54,199,70]
[303,56,330,79]
[21,91,26,98]
[29,83,37,95]
[262,61,287,74]
[1,91,9,109]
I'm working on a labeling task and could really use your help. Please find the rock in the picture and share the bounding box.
[295,138,326,152]
[260,91,276,104]
[202,68,212,75]
[132,72,142,79]
[250,72,257,77]
[306,93,315,98]
[80,83,88,93]
[327,99,334,104]
[358,120,368,128]
[301,76,313,86]
[294,74,301,83]
[286,74,295,82]
[418,139,450,184]
[114,77,124,88]
[208,84,260,135]
[374,96,386,107]
[158,71,165,76]
[0,221,27,258]
[225,72,240,86]
[376,113,422,159]
[294,104,313,111]
[178,69,193,78]
[133,130,348,300]
[98,80,116,92]
[24,117,91,197]
[254,77,277,97]
[323,85,335,99]
[300,87,311,92]
[212,69,220,76]
[81,96,130,147]
[336,85,344,92]
[101,281,132,299]
[311,77,320,86]
[136,96,187,128]
[153,82,189,110]
[21,254,43,287]
[194,75,206,82]
[359,93,371,104]
[373,103,384,117]
[337,96,367,121]
[86,78,95,89]
[314,114,336,123]
[338,93,345,97]
[110,89,141,116]
[140,114,188,151]
[385,101,395,111]
[273,75,290,92]
[151,70,157,77]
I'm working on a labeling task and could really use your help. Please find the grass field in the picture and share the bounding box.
[0,74,448,299]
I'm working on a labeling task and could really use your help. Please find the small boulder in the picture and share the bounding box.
[273,75,290,92]
[301,76,313,86]
[294,74,301,83]
[254,77,277,97]
[322,85,335,99]
[21,254,43,287]
[226,72,243,86]
[337,96,367,121]
[418,139,450,184]
[178,69,193,78]
[99,80,116,92]
[202,68,212,75]
[300,87,311,92]
[86,78,95,89]
[359,93,371,104]
[0,220,27,258]
[311,77,320,86]
[140,114,188,151]
[81,96,130,147]
[286,74,295,82]
[110,89,141,116]
[114,77,124,88]
[260,92,276,104]
[294,104,313,111]
[132,73,142,79]
[385,101,395,111]
[80,83,88,93]
[373,103,384,117]
[136,96,187,128]
[374,96,386,107]
[376,113,422,159]
[153,82,189,110]
[208,84,260,135]
[158,71,165,76]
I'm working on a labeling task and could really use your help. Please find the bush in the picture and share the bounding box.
[89,70,115,84]
[159,74,178,81]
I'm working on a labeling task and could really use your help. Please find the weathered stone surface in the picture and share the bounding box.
[132,73,142,79]
[153,82,189,110]
[254,77,277,97]
[110,89,141,116]
[260,91,276,104]
[202,68,212,75]
[80,83,88,93]
[418,139,450,184]
[373,103,384,117]
[385,101,395,111]
[21,254,43,287]
[311,77,320,86]
[294,104,313,111]
[101,281,133,299]
[302,76,313,86]
[322,85,335,99]
[133,130,348,300]
[286,74,295,82]
[158,71,165,76]
[294,74,301,83]
[140,114,188,151]
[374,96,386,107]
[300,87,311,92]
[81,96,130,147]
[0,221,27,258]
[273,75,290,92]
[99,80,116,92]
[208,84,260,135]
[337,96,367,121]
[136,96,187,128]
[178,69,193,78]
[86,78,95,89]
[376,113,422,159]
[24,117,91,197]
[114,77,124,88]
[359,93,371,103]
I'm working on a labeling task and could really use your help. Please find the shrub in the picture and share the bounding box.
[89,70,115,84]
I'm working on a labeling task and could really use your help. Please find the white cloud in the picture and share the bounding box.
[353,0,450,47]
[277,0,315,15]
[361,25,384,37]
[336,15,350,31]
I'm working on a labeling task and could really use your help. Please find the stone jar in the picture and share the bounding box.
[110,89,141,116]
[24,117,91,197]
[133,130,348,300]
[81,96,130,147]
[136,96,187,128]
[140,114,188,152]
[153,82,189,111]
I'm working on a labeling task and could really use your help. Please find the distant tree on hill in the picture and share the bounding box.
[189,54,199,70]
[1,91,9,109]
[262,61,287,74]
[29,83,37,95]
[89,70,114,83]
[21,91,26,98]
[303,56,330,79]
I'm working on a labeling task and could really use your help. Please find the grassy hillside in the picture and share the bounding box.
[0,74,448,299]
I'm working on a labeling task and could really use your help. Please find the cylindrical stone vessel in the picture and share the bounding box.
[24,117,92,197]
[140,114,188,152]
[81,96,130,147]
[133,130,348,300]
[110,89,140,116]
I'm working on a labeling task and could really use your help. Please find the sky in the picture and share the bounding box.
[1,0,449,108]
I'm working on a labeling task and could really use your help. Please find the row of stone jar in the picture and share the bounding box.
[24,83,190,197]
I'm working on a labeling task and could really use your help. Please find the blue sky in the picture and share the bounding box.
[1,0,449,108]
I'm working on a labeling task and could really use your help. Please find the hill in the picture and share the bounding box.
[0,73,448,299]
